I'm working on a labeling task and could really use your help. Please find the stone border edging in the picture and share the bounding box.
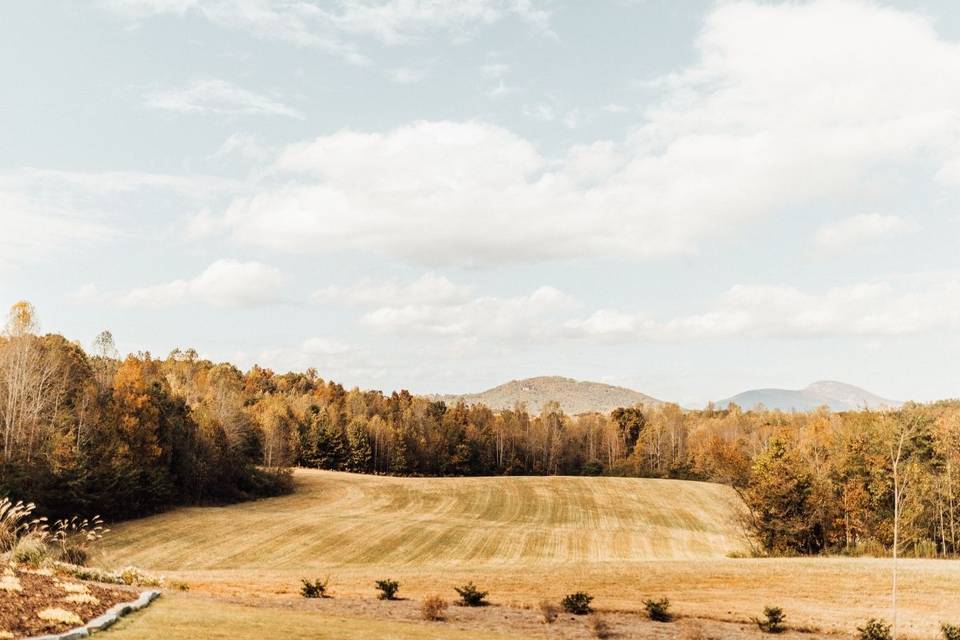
[26,590,161,640]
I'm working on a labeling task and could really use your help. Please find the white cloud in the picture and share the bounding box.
[565,275,960,342]
[101,0,368,63]
[561,108,581,129]
[118,260,286,309]
[194,1,960,267]
[936,157,960,185]
[209,121,579,265]
[209,133,273,162]
[300,336,352,355]
[102,0,551,64]
[314,273,472,307]
[523,102,592,128]
[330,272,960,346]
[484,80,517,98]
[68,283,107,304]
[387,66,430,84]
[184,209,224,240]
[0,168,239,268]
[253,336,388,382]
[814,213,918,253]
[1,167,239,198]
[522,103,555,121]
[363,285,576,339]
[0,190,115,269]
[523,99,596,128]
[329,0,551,43]
[480,62,510,78]
[144,79,304,119]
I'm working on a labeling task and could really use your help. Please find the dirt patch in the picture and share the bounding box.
[0,566,135,639]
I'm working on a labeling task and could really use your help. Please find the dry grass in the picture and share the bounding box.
[98,469,960,638]
[103,469,747,569]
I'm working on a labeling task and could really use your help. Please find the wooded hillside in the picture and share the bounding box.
[2,300,959,558]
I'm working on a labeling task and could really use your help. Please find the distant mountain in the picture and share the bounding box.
[433,376,663,415]
[717,380,901,412]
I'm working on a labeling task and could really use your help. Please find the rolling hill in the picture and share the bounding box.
[103,469,746,570]
[431,375,662,415]
[717,380,901,412]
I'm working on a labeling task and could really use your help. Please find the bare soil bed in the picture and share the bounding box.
[0,566,134,639]
[107,592,838,640]
[226,591,837,639]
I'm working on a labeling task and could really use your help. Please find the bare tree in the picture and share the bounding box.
[0,303,73,462]
[888,414,919,640]
[5,301,37,337]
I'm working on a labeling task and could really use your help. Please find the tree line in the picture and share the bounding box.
[2,300,958,558]
[0,302,290,521]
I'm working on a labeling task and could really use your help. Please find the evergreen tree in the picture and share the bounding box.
[390,425,409,475]
[305,409,348,470]
[347,420,372,472]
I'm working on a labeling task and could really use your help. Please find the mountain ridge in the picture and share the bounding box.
[716,380,901,412]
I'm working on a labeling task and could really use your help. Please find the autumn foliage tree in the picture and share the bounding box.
[743,437,822,554]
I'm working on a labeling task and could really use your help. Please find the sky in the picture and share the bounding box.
[1,0,959,407]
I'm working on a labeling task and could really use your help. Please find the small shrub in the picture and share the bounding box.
[582,460,604,476]
[840,539,886,557]
[858,619,892,640]
[454,581,488,606]
[50,515,108,567]
[754,606,786,633]
[11,534,47,566]
[375,579,400,600]
[118,566,164,587]
[58,541,89,566]
[588,614,614,638]
[54,562,164,587]
[539,599,559,624]
[300,577,330,598]
[643,597,672,622]
[942,623,960,640]
[561,591,594,615]
[421,595,448,621]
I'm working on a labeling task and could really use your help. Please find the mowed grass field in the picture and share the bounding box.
[104,469,747,569]
[100,470,960,639]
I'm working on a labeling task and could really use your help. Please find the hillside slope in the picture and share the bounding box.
[103,469,747,570]
[433,375,662,415]
[718,380,901,412]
